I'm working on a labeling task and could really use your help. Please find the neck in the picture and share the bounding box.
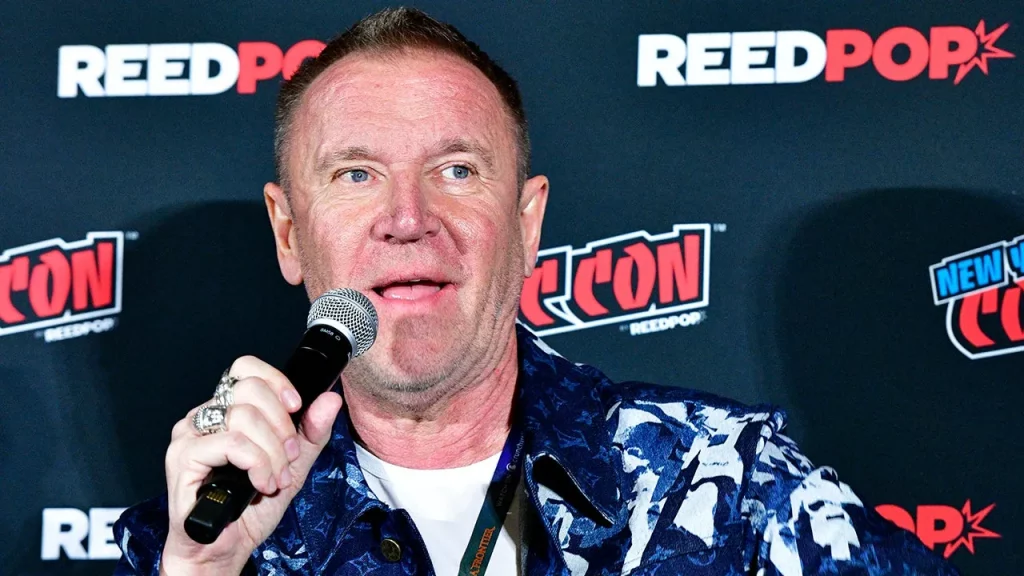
[343,333,519,469]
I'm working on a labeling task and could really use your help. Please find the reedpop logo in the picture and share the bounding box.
[638,21,1014,86]
[57,40,324,97]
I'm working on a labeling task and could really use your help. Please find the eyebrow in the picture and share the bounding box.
[314,146,375,175]
[312,137,496,175]
[432,137,495,171]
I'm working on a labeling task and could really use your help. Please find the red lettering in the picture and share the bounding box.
[1000,281,1024,342]
[825,29,873,81]
[872,27,929,81]
[575,249,612,317]
[520,258,559,327]
[875,504,915,533]
[957,289,999,347]
[929,26,978,79]
[0,256,30,323]
[28,250,71,318]
[916,505,964,550]
[282,40,326,80]
[71,243,114,311]
[613,243,656,310]
[237,42,283,94]
[657,235,700,304]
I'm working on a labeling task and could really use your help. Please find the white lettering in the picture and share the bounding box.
[637,29,829,86]
[147,43,191,96]
[88,508,124,559]
[41,507,126,560]
[104,44,148,96]
[41,508,88,560]
[775,31,827,83]
[628,311,704,336]
[731,31,775,84]
[57,45,106,98]
[685,33,731,86]
[637,34,687,86]
[58,43,245,98]
[43,317,117,342]
[190,42,240,95]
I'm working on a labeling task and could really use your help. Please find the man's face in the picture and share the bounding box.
[266,49,547,400]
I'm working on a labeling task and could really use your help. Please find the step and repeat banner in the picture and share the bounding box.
[1,1,1021,574]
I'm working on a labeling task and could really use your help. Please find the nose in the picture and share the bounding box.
[370,172,441,243]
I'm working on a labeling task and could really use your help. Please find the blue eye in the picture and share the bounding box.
[342,169,370,183]
[442,165,472,180]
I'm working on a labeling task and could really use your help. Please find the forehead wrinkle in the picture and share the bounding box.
[292,49,517,183]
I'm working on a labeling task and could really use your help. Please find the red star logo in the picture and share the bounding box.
[954,21,1015,85]
[943,500,1001,558]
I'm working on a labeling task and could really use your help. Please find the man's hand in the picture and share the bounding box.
[159,356,343,575]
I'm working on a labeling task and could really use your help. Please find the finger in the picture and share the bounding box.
[228,356,302,413]
[298,391,343,449]
[178,431,278,495]
[226,404,292,486]
[171,410,197,441]
[229,377,298,444]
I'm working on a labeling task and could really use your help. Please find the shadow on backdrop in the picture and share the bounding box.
[1,366,62,575]
[751,188,1024,575]
[97,202,310,499]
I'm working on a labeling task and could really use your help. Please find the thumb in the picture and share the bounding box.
[298,390,343,449]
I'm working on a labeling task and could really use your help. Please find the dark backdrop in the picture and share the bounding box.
[1,1,1021,574]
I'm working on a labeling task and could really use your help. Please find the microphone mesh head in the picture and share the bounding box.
[306,288,378,357]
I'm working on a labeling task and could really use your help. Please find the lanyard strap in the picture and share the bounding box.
[457,421,525,576]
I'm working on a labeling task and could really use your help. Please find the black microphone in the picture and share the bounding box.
[184,288,378,544]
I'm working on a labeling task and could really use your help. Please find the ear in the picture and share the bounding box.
[264,182,303,286]
[519,175,549,277]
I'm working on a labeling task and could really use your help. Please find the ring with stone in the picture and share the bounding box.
[213,371,240,408]
[192,404,229,436]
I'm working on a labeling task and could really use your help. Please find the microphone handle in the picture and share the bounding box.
[183,323,353,544]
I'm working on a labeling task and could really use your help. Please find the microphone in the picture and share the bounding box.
[184,288,378,544]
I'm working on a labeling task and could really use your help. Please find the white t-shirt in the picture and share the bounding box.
[355,444,522,576]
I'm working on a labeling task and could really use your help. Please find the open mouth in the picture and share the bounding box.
[371,279,450,301]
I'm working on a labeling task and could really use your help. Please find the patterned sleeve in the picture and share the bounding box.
[743,432,961,576]
[112,496,167,576]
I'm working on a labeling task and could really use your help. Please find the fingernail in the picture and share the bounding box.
[283,390,301,411]
[280,468,293,487]
[285,437,300,460]
[267,476,277,493]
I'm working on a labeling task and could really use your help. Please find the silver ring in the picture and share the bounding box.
[192,404,229,435]
[214,371,240,408]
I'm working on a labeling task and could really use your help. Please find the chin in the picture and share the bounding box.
[350,338,462,393]
[390,343,460,380]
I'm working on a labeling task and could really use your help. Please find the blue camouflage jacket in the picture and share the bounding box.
[114,325,958,575]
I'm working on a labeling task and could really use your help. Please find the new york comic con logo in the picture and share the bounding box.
[638,21,1013,86]
[929,235,1024,359]
[519,224,710,336]
[0,232,124,341]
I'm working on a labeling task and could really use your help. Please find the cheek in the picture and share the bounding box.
[300,202,369,288]
[450,205,521,288]
[448,203,505,258]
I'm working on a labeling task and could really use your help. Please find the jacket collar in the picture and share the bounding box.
[515,324,622,525]
[284,404,385,572]
[285,324,623,569]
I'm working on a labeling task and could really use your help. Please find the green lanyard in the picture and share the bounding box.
[457,423,525,576]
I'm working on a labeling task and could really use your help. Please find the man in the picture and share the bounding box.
[115,7,959,576]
